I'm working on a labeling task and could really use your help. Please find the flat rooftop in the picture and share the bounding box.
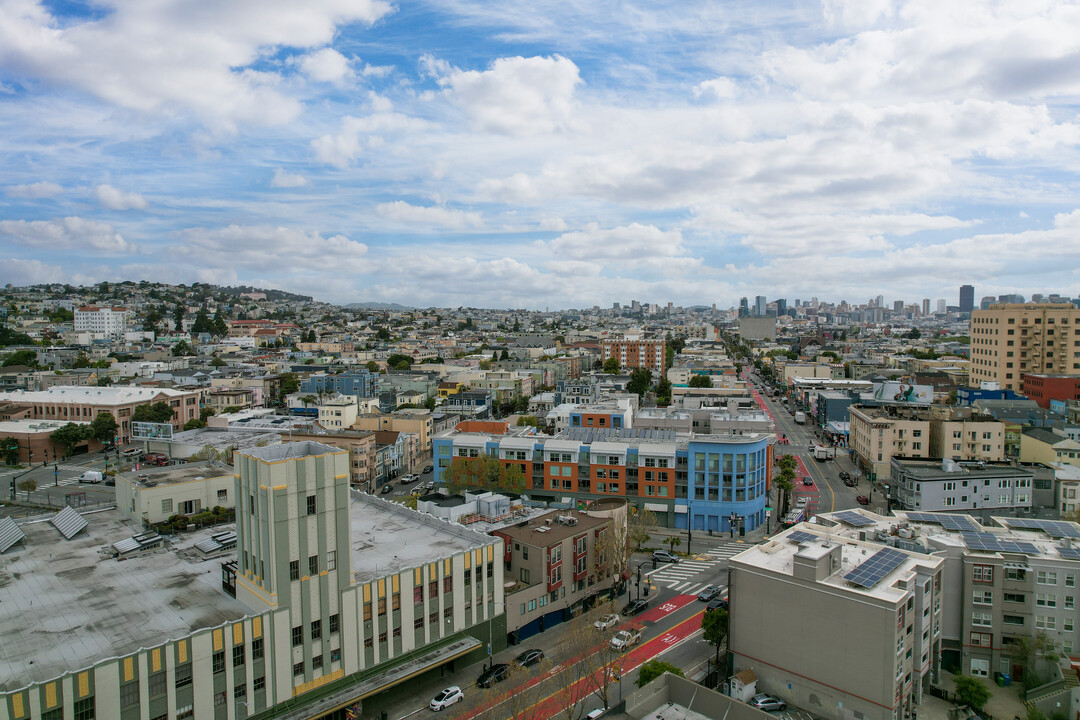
[120,460,232,487]
[348,491,492,585]
[0,511,251,692]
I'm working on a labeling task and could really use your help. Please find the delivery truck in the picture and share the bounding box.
[794,411,806,424]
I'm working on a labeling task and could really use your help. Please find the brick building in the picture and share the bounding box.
[1021,373,1080,409]
[601,338,666,375]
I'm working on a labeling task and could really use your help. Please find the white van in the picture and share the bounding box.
[80,470,104,484]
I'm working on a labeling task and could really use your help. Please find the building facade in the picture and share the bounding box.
[888,458,1033,516]
[74,305,128,340]
[1022,373,1080,409]
[601,338,666,375]
[970,303,1080,391]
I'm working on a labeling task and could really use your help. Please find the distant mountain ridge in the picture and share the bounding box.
[344,301,413,310]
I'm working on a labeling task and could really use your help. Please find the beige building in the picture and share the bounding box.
[117,461,235,525]
[970,303,1080,391]
[850,405,1004,481]
[352,409,435,454]
[317,396,361,430]
[728,524,944,720]
[290,430,376,490]
[1019,427,1080,467]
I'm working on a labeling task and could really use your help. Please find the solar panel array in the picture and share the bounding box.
[0,516,25,553]
[195,531,237,555]
[50,506,88,540]
[904,512,980,532]
[787,530,817,544]
[1007,518,1080,539]
[1056,546,1080,561]
[833,510,875,527]
[844,547,908,588]
[961,532,1040,555]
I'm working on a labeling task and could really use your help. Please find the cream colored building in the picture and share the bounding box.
[970,303,1080,391]
[117,461,236,525]
[729,524,944,720]
[352,409,435,453]
[850,405,1004,481]
[1019,427,1080,467]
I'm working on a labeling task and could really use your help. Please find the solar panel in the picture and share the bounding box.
[904,512,940,523]
[961,532,1040,555]
[1057,546,1080,560]
[51,506,88,540]
[903,512,979,532]
[1008,518,1080,539]
[833,510,875,527]
[0,517,25,553]
[787,530,817,544]
[844,547,908,588]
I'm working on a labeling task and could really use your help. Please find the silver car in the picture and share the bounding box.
[749,694,786,712]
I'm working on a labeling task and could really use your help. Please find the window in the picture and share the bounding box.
[972,590,993,605]
[161,498,172,514]
[1067,596,1075,610]
[233,643,246,666]
[292,626,303,646]
[1067,574,1076,588]
[1003,592,1025,603]
[1038,570,1058,585]
[971,611,992,627]
[313,654,323,669]
[1036,615,1057,630]
[212,650,225,674]
[149,671,166,697]
[414,586,423,604]
[252,638,263,659]
[414,617,424,629]
[330,614,340,634]
[120,681,140,708]
[307,495,316,515]
[972,565,993,583]
[522,546,529,560]
[290,560,300,581]
[309,555,320,575]
[214,692,226,707]
[293,662,305,677]
[1036,593,1057,608]
[217,489,227,503]
[970,632,992,647]
[488,562,494,578]
[73,699,95,720]
[444,577,453,593]
[1003,614,1025,626]
[970,659,989,677]
[175,663,192,688]
[234,683,246,699]
[332,648,342,663]
[311,619,322,639]
[327,551,336,571]
[520,568,530,583]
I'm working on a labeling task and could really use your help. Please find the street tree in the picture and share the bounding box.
[952,674,990,711]
[17,479,37,500]
[89,412,119,444]
[636,659,684,688]
[666,536,681,554]
[628,505,656,551]
[627,368,652,398]
[688,374,713,388]
[132,401,175,424]
[2,437,19,465]
[279,371,300,396]
[602,357,619,374]
[702,607,729,664]
[50,422,93,458]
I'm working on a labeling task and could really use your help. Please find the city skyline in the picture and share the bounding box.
[3,1,1080,309]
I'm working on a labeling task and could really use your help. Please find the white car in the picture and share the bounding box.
[430,686,464,711]
[609,629,642,651]
[593,613,620,631]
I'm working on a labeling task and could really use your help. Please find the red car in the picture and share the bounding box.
[855,495,870,505]
[144,452,169,466]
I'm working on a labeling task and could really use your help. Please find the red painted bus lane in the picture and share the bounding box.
[634,593,696,623]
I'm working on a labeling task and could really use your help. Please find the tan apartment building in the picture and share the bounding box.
[601,337,666,375]
[970,303,1080,391]
[1019,427,1080,468]
[728,525,944,720]
[850,405,1004,482]
[353,409,435,454]
[290,429,376,490]
[116,461,235,525]
[0,385,202,443]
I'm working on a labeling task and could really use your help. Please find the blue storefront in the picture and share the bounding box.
[673,435,772,534]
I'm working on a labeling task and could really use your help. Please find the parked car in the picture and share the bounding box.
[610,629,642,651]
[380,483,393,494]
[652,550,679,564]
[121,447,142,458]
[423,464,434,474]
[801,477,813,486]
[855,495,870,505]
[697,585,723,602]
[620,599,649,616]
[475,664,510,688]
[401,473,417,484]
[585,710,605,720]
[593,613,620,630]
[514,649,545,668]
[749,694,786,711]
[430,686,464,711]
[707,598,729,612]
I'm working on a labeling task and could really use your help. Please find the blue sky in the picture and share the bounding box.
[2,0,1080,309]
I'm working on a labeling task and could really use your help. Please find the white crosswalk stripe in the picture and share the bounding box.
[645,543,755,589]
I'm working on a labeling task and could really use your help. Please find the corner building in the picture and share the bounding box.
[0,441,504,720]
[433,427,773,533]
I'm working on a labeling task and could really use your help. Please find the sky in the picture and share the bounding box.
[1,0,1080,310]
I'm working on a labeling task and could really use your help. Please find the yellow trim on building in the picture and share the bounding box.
[292,668,346,697]
[152,648,161,673]
[12,693,23,718]
[124,656,134,682]
[273,484,288,491]
[45,682,57,709]
[213,629,223,652]
[233,623,244,645]
[392,574,399,593]
[252,616,262,638]
[78,672,89,697]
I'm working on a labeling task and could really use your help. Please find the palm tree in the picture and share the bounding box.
[667,536,682,555]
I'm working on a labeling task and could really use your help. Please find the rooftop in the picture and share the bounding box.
[0,385,196,405]
[120,460,232,487]
[347,492,492,585]
[497,508,608,545]
[0,511,251,692]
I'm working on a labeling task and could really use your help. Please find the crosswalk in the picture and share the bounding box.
[645,544,750,595]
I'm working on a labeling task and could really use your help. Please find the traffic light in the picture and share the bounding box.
[636,566,642,585]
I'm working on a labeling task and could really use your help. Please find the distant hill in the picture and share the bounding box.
[344,302,413,310]
[218,285,312,302]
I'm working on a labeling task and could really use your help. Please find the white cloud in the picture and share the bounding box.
[5,181,63,199]
[693,77,738,100]
[170,225,367,273]
[312,105,431,167]
[539,216,568,231]
[543,223,685,260]
[375,201,483,230]
[0,0,393,131]
[433,55,583,135]
[270,168,310,188]
[0,217,135,253]
[0,258,68,285]
[96,184,148,210]
[299,48,352,84]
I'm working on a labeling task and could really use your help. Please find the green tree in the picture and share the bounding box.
[602,357,620,373]
[499,349,510,361]
[174,304,186,330]
[628,505,657,550]
[279,372,300,395]
[1,437,19,465]
[50,422,93,457]
[191,309,213,334]
[386,354,414,371]
[73,353,92,368]
[627,367,652,398]
[212,309,228,335]
[132,401,175,424]
[666,536,681,554]
[17,478,37,500]
[365,361,380,373]
[90,412,119,444]
[172,340,193,357]
[952,675,990,711]
[655,376,672,405]
[636,660,684,688]
[210,356,227,367]
[2,349,38,367]
[688,374,713,388]
[375,327,391,341]
[702,607,729,664]
[183,417,204,430]
[0,327,36,347]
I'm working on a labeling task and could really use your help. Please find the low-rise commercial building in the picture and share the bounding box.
[117,460,235,525]
[888,458,1033,517]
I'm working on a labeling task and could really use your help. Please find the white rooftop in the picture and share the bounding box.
[0,385,194,405]
[0,511,251,692]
